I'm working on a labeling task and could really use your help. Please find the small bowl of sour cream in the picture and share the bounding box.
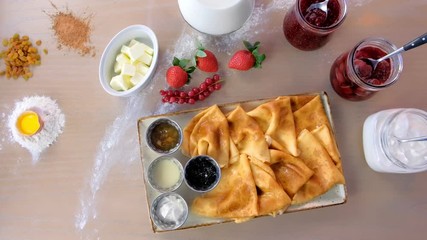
[147,156,184,193]
[150,192,188,231]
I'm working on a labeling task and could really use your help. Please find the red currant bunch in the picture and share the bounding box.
[160,74,222,104]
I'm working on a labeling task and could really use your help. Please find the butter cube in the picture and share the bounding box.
[121,63,136,76]
[128,39,140,47]
[137,51,153,66]
[110,75,131,91]
[128,44,146,63]
[130,72,145,86]
[139,42,154,56]
[135,62,150,75]
[114,61,123,73]
[120,45,131,56]
[116,53,130,64]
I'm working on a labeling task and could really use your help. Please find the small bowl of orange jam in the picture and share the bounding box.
[146,118,182,154]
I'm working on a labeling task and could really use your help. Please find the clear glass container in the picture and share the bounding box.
[283,0,347,51]
[330,37,404,101]
[363,108,427,173]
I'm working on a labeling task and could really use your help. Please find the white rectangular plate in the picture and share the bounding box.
[137,92,347,233]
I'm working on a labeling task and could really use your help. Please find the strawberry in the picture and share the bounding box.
[195,46,218,72]
[166,57,195,88]
[228,41,266,71]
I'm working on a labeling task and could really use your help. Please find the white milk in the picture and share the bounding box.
[178,0,255,35]
[363,108,427,173]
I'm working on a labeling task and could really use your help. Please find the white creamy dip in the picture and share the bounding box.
[152,193,188,230]
[153,158,181,189]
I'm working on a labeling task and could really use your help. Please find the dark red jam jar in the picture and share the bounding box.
[283,0,347,51]
[330,38,403,101]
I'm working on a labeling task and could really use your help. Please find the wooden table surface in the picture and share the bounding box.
[1,0,426,239]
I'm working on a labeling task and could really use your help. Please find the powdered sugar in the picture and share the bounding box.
[351,0,373,7]
[7,96,65,164]
[0,112,6,151]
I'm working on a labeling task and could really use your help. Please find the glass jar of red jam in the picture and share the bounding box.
[330,37,403,101]
[283,0,347,51]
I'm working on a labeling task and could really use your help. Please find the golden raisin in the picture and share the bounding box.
[36,40,42,46]
[0,34,41,79]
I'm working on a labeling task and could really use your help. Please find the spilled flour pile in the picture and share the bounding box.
[75,0,372,234]
[7,96,65,163]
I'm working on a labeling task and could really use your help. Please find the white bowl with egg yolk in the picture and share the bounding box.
[99,25,159,97]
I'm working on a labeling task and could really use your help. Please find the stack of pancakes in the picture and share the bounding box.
[181,95,345,222]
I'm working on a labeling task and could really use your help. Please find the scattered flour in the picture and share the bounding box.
[0,112,6,151]
[7,96,65,164]
[352,0,373,7]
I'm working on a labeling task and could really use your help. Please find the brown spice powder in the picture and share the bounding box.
[51,10,95,56]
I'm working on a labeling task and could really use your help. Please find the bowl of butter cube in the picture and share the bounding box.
[99,25,159,97]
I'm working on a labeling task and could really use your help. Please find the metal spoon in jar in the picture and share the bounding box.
[363,32,427,71]
[397,135,427,143]
[306,0,330,16]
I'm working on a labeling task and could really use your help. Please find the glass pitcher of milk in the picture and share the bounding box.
[177,0,255,35]
[363,108,427,173]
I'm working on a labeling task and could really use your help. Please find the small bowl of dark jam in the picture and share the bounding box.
[146,118,183,154]
[184,155,221,193]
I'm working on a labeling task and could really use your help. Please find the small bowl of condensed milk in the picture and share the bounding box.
[147,156,184,193]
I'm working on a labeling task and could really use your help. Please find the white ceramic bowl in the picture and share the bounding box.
[99,25,159,97]
[178,0,255,35]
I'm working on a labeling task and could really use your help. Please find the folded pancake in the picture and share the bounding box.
[293,95,331,135]
[182,107,210,156]
[311,124,343,172]
[247,97,298,156]
[249,156,276,181]
[229,137,240,165]
[227,105,270,163]
[270,149,314,198]
[192,154,258,219]
[288,95,316,112]
[249,157,291,216]
[182,105,231,168]
[264,135,286,152]
[292,129,345,204]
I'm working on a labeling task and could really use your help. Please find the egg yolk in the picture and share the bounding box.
[16,111,41,136]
